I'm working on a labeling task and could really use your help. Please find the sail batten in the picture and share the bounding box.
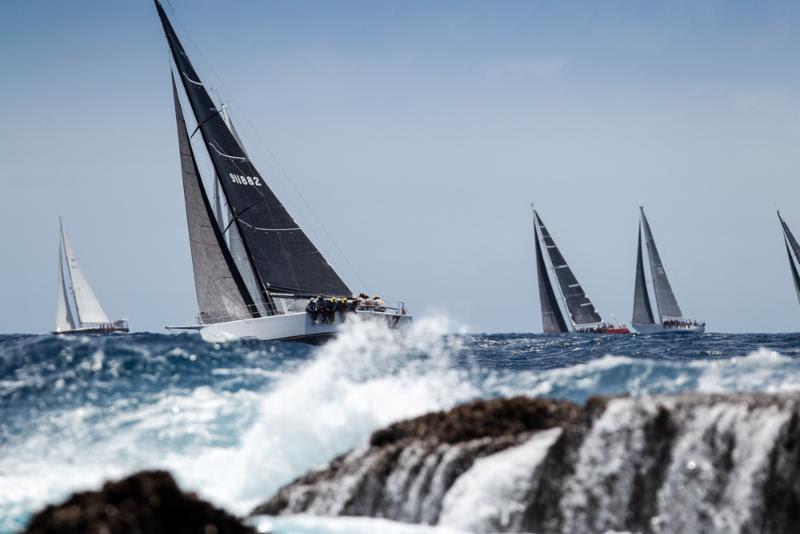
[534,212,602,326]
[632,226,656,325]
[172,74,258,324]
[60,225,110,325]
[155,0,351,298]
[640,208,683,320]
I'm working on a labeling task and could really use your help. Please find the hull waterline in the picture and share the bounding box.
[168,309,413,343]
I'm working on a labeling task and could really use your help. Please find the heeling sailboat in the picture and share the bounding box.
[631,207,704,334]
[155,1,411,343]
[777,211,800,305]
[531,207,630,334]
[53,220,129,335]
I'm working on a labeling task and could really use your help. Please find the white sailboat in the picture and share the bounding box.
[155,1,411,343]
[631,207,704,334]
[54,220,128,335]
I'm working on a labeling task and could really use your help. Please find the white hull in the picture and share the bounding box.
[633,323,705,334]
[174,309,413,343]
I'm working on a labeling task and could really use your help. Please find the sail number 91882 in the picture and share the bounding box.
[229,173,262,186]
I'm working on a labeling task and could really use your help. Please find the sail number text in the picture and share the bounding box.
[229,173,262,187]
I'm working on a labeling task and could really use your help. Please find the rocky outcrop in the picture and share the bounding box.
[253,393,800,534]
[24,470,254,534]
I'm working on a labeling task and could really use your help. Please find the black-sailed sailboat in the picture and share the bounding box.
[531,207,630,334]
[631,207,704,334]
[54,219,128,335]
[154,1,411,342]
[778,211,800,305]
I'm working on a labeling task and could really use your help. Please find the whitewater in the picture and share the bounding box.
[3,318,800,532]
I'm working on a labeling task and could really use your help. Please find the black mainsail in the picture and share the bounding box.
[534,215,569,333]
[155,1,351,300]
[640,207,683,320]
[632,226,656,325]
[778,211,800,305]
[172,75,257,323]
[533,211,602,326]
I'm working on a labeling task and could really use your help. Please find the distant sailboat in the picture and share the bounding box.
[155,1,411,342]
[631,207,704,334]
[54,220,128,335]
[778,211,800,305]
[531,208,630,334]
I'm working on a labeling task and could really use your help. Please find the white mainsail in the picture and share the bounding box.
[60,224,110,325]
[55,241,76,332]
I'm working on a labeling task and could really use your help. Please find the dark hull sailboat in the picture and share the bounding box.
[154,1,410,342]
[532,208,630,335]
[778,211,800,306]
[631,208,704,334]
[53,220,128,335]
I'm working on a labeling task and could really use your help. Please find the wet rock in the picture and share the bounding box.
[252,393,800,534]
[24,470,254,534]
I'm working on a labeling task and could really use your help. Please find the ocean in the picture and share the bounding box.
[2,317,800,533]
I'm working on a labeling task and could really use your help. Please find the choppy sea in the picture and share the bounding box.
[2,317,800,533]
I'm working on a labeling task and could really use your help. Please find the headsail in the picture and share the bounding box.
[533,211,602,326]
[632,226,656,325]
[155,1,351,298]
[55,238,76,332]
[172,75,257,324]
[778,211,800,305]
[640,208,683,320]
[534,214,569,333]
[60,223,110,325]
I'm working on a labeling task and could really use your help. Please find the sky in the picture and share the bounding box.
[2,0,800,334]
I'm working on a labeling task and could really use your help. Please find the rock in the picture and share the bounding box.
[24,470,255,534]
[252,393,800,534]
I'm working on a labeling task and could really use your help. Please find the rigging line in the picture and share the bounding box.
[164,9,369,294]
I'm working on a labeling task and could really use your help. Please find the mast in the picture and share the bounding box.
[532,209,569,333]
[154,0,351,301]
[60,222,110,326]
[640,207,683,321]
[632,224,656,325]
[533,211,602,326]
[778,211,800,305]
[55,232,76,332]
[171,74,259,323]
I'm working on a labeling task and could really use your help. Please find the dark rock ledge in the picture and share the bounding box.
[24,470,254,534]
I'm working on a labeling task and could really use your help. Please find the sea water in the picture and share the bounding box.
[2,317,800,532]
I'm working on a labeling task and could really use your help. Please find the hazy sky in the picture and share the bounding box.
[2,0,800,334]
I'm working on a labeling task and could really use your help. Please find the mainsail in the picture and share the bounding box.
[61,224,110,325]
[155,1,351,298]
[172,75,257,323]
[632,226,656,325]
[533,211,602,326]
[778,211,800,304]
[640,208,683,320]
[55,240,76,332]
[534,216,568,333]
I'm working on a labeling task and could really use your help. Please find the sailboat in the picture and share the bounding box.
[54,220,129,335]
[778,211,800,305]
[531,208,630,334]
[631,207,704,334]
[154,1,411,343]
